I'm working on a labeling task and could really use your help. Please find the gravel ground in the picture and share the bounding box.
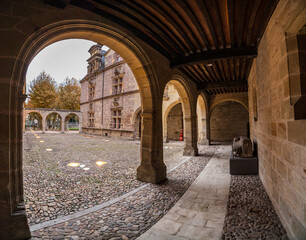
[31,146,216,239]
[24,132,185,225]
[222,175,289,240]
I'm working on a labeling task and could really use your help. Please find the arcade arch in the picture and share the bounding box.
[166,103,183,141]
[210,101,249,143]
[162,78,198,156]
[24,111,43,131]
[132,107,142,140]
[46,112,62,131]
[4,20,169,238]
[64,113,80,131]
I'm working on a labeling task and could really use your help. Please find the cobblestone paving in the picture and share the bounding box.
[24,132,185,225]
[222,175,289,240]
[31,146,217,239]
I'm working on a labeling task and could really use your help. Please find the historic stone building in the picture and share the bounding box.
[80,44,141,139]
[1,0,305,239]
[81,44,189,141]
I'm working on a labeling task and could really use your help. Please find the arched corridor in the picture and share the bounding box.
[1,0,305,239]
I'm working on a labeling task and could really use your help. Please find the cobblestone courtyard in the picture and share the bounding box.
[23,132,187,225]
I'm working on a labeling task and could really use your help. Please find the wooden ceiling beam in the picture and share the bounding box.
[200,80,248,90]
[171,46,257,68]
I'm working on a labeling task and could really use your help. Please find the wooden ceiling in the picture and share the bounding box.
[49,0,279,94]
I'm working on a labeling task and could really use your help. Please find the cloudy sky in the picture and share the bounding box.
[26,39,108,85]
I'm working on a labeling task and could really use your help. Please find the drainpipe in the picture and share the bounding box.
[101,70,105,137]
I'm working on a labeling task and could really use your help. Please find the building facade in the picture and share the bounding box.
[80,45,141,139]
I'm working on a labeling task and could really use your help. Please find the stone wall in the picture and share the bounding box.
[247,0,306,239]
[167,103,183,140]
[210,101,249,142]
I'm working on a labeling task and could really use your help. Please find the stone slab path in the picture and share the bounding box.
[137,145,231,240]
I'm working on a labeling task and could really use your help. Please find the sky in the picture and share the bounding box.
[26,39,109,85]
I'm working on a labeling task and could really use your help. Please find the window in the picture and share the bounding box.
[89,85,95,100]
[112,110,122,129]
[113,77,123,94]
[89,103,93,111]
[88,112,94,128]
[116,54,123,62]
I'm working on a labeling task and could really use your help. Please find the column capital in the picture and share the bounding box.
[18,93,27,103]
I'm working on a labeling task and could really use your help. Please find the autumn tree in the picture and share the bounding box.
[27,71,59,108]
[58,77,81,110]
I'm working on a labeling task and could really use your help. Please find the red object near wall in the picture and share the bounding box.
[180,129,183,141]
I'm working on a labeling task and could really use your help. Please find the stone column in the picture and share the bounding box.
[78,114,82,133]
[206,111,211,145]
[199,117,209,145]
[42,115,46,134]
[0,82,31,239]
[61,114,65,133]
[17,93,27,205]
[137,109,166,183]
[22,111,26,133]
[183,115,198,156]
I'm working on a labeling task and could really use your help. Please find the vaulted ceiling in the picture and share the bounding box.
[49,0,279,94]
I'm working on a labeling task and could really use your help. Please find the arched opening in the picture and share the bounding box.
[162,78,197,168]
[45,112,62,131]
[166,103,183,141]
[197,95,208,145]
[132,107,142,140]
[25,112,43,131]
[210,101,249,143]
[7,20,167,237]
[64,113,79,131]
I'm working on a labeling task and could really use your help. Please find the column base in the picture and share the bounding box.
[183,145,198,156]
[198,138,209,145]
[0,210,31,240]
[137,163,167,184]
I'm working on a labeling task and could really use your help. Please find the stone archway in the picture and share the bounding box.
[163,100,181,141]
[45,112,62,131]
[132,107,142,140]
[210,93,249,113]
[4,20,165,239]
[24,111,43,131]
[210,101,249,143]
[64,113,80,132]
[164,77,198,156]
[166,103,183,141]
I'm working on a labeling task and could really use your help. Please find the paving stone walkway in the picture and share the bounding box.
[137,145,231,240]
[30,145,218,239]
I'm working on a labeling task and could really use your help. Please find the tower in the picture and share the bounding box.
[87,44,103,74]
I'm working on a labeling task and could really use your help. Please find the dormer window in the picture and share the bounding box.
[116,54,123,62]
